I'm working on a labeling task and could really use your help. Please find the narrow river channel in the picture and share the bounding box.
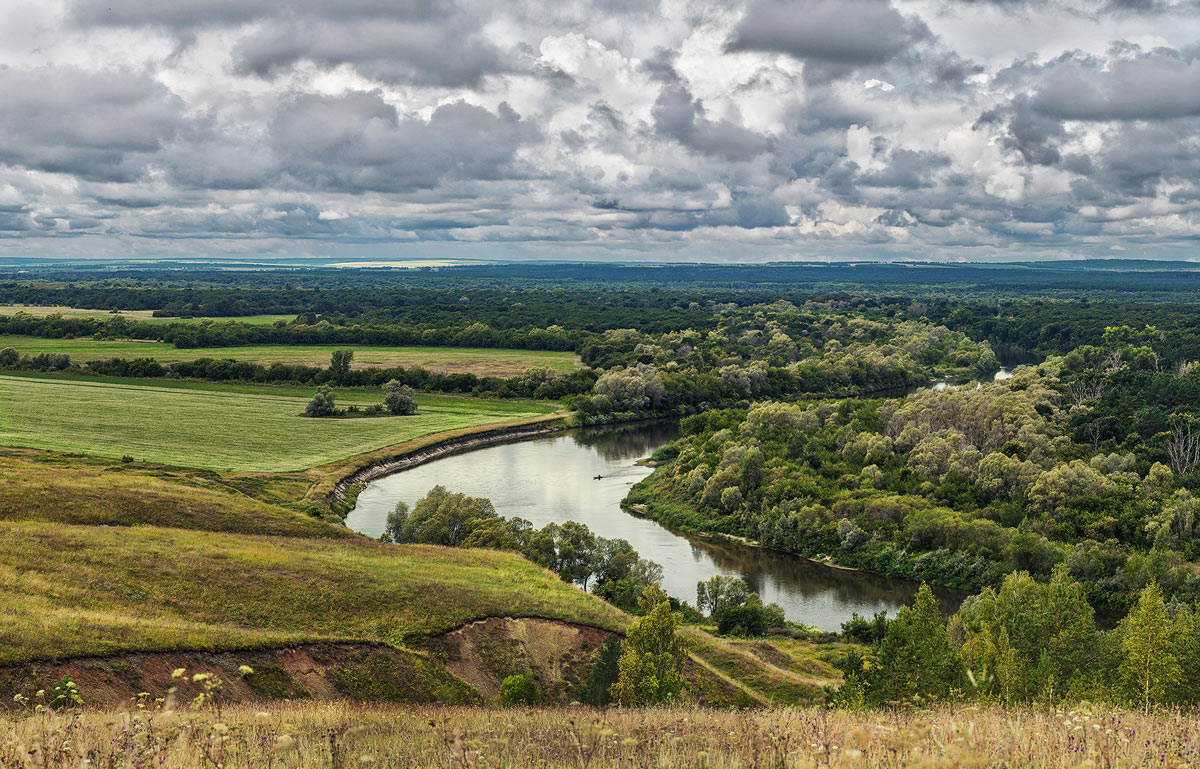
[346,420,966,631]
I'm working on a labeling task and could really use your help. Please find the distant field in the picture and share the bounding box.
[0,305,296,325]
[0,375,552,471]
[0,521,627,663]
[0,334,581,376]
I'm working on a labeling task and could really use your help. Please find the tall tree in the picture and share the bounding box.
[329,348,354,382]
[609,589,688,706]
[1119,582,1180,710]
[867,583,966,705]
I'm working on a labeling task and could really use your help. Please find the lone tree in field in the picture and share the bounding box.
[382,379,418,415]
[609,586,688,706]
[329,349,354,382]
[305,385,337,417]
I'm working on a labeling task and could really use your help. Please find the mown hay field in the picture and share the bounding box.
[6,701,1198,768]
[0,375,552,471]
[0,305,296,325]
[0,334,582,375]
[0,521,627,664]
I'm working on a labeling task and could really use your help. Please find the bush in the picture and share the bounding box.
[717,604,767,637]
[0,347,16,367]
[304,385,336,417]
[382,379,418,415]
[499,674,538,707]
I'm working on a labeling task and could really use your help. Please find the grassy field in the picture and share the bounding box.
[5,701,1196,768]
[0,305,295,325]
[0,521,627,664]
[0,448,352,536]
[0,375,553,471]
[0,334,581,376]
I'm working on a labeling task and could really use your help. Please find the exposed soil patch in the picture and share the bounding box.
[0,643,480,709]
[434,617,612,703]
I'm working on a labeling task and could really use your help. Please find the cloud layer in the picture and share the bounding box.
[0,0,1198,260]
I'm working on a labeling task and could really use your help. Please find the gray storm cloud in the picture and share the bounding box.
[0,0,1196,260]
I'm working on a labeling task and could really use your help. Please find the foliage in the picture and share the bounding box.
[864,584,967,706]
[578,635,622,706]
[382,379,418,415]
[609,590,689,706]
[1118,582,1180,710]
[498,674,538,707]
[304,385,337,417]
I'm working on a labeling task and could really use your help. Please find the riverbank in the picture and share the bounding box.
[622,477,970,618]
[326,413,571,508]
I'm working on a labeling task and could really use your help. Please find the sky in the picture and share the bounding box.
[1,0,1199,263]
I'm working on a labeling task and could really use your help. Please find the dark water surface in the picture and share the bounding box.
[346,421,964,631]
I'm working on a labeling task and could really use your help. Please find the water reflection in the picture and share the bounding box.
[346,421,966,631]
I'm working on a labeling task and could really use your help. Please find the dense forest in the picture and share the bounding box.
[626,323,1200,614]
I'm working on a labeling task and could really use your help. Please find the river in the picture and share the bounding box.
[346,420,966,631]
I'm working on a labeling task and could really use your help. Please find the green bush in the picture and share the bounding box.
[499,673,538,707]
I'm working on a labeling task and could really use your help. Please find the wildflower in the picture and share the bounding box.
[238,665,254,676]
[171,668,186,679]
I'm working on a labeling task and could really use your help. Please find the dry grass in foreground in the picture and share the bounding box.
[5,701,1200,768]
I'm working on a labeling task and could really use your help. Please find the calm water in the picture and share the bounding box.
[346,421,964,631]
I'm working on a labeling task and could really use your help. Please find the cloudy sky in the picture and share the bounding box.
[1,0,1200,262]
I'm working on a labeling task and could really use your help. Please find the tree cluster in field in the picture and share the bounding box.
[303,359,419,418]
[628,343,1200,612]
[832,571,1200,709]
[0,347,69,371]
[380,486,663,612]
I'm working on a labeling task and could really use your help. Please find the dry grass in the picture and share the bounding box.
[5,701,1199,768]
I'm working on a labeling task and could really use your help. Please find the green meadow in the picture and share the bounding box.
[0,334,581,376]
[0,375,552,471]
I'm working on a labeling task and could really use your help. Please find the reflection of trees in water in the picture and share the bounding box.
[686,536,965,617]
[571,420,681,462]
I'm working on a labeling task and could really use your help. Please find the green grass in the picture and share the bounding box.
[0,305,295,325]
[0,334,581,376]
[0,449,351,537]
[0,521,627,663]
[0,374,552,471]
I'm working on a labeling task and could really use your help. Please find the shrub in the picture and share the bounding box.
[304,385,336,417]
[383,379,418,415]
[499,674,538,707]
[717,604,767,637]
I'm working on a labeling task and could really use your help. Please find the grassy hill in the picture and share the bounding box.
[0,375,552,471]
[0,449,349,536]
[0,521,627,665]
